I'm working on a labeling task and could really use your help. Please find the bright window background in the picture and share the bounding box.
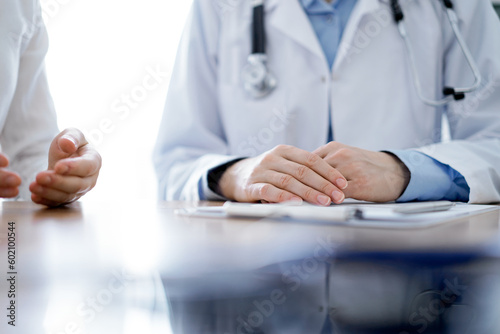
[42,0,193,203]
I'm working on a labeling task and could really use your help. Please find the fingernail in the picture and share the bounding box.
[62,135,77,146]
[336,178,348,189]
[289,197,304,204]
[6,176,18,187]
[317,195,331,206]
[332,191,345,203]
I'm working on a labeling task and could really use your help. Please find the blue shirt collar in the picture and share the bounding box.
[299,0,338,13]
[300,0,316,8]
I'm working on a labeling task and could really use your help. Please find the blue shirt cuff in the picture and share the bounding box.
[388,150,470,202]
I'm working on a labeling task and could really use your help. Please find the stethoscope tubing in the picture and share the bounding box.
[244,0,482,106]
[392,0,482,106]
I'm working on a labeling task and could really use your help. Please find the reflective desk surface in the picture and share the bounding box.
[1,201,500,334]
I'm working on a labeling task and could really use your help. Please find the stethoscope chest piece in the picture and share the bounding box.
[242,0,277,99]
[242,53,277,99]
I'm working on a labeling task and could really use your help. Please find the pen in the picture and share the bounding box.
[392,201,455,214]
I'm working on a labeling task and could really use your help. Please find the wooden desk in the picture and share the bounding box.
[1,201,500,333]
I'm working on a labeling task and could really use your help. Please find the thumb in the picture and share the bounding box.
[57,128,88,154]
[0,154,9,168]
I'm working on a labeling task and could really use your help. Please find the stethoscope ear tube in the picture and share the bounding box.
[390,0,404,22]
[242,0,277,99]
[252,3,266,54]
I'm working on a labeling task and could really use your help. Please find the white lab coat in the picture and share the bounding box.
[0,0,59,200]
[154,0,500,203]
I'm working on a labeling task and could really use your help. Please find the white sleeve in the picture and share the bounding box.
[1,4,59,200]
[153,0,241,201]
[417,0,500,204]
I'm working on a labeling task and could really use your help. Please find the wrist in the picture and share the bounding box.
[382,151,411,198]
[207,158,246,200]
[219,159,248,200]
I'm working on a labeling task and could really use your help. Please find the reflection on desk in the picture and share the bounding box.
[0,201,499,334]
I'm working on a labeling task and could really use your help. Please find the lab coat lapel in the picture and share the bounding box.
[267,0,326,63]
[333,0,383,71]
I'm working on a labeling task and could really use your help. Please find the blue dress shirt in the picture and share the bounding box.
[299,0,470,202]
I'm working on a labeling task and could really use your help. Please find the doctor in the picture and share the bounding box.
[1,0,101,206]
[154,0,500,205]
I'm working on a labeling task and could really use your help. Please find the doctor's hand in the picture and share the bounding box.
[218,145,348,206]
[0,154,22,198]
[29,128,102,207]
[314,142,410,203]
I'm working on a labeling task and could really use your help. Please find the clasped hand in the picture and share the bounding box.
[219,142,410,205]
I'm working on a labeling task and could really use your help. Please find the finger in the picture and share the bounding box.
[274,160,346,203]
[29,182,77,205]
[277,146,348,190]
[57,128,88,154]
[0,171,22,188]
[313,142,345,158]
[0,154,9,168]
[35,171,94,195]
[31,193,69,207]
[54,147,101,177]
[0,187,19,198]
[265,170,339,205]
[248,183,303,204]
[312,145,329,158]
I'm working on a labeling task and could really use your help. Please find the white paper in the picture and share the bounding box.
[175,202,499,229]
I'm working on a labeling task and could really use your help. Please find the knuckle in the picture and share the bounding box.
[304,153,320,167]
[320,182,332,194]
[295,165,309,180]
[326,141,342,152]
[278,174,293,188]
[259,184,271,198]
[334,148,352,159]
[65,162,75,173]
[276,191,288,203]
[273,144,289,154]
[327,141,338,149]
[303,188,316,202]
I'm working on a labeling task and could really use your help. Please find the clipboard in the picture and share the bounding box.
[175,201,499,229]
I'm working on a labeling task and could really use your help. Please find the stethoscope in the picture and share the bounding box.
[241,0,277,99]
[242,0,482,107]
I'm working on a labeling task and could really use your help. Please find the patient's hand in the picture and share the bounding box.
[0,154,22,198]
[30,128,101,207]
